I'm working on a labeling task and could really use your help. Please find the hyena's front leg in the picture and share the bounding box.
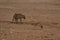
[20,18,23,23]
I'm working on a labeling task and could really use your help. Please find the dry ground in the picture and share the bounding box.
[0,21,60,40]
[0,1,60,40]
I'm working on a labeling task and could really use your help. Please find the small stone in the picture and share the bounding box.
[41,25,43,29]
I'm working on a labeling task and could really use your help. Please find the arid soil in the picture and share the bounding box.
[0,0,60,40]
[0,21,60,40]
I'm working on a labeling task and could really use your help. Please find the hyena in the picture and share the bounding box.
[12,13,26,23]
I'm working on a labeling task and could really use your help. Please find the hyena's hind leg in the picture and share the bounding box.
[12,18,18,24]
[15,18,18,24]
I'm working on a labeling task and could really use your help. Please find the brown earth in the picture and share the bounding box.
[0,1,60,40]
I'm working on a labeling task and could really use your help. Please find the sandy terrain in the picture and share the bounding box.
[0,20,60,40]
[0,0,60,40]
